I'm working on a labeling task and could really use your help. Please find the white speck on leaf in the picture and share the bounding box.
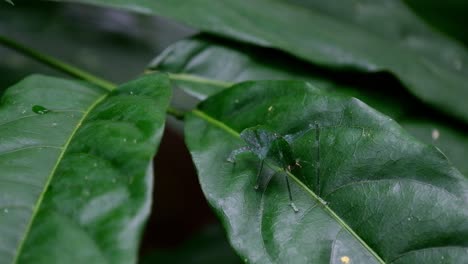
[432,129,440,140]
[340,256,350,264]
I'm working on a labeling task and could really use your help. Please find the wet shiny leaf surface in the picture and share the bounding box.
[185,80,468,263]
[0,73,171,263]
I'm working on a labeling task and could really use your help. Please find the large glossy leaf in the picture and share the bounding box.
[185,80,468,263]
[151,36,468,178]
[0,73,171,263]
[401,120,468,176]
[57,0,468,124]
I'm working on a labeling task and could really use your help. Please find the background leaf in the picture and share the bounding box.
[0,73,171,263]
[57,0,468,124]
[401,120,468,176]
[150,35,411,117]
[185,80,468,263]
[404,0,468,47]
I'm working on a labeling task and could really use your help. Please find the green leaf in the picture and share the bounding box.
[149,35,329,99]
[185,80,468,263]
[404,0,468,47]
[150,36,409,119]
[58,0,468,124]
[0,73,171,263]
[401,120,468,176]
[0,1,192,90]
[152,36,468,177]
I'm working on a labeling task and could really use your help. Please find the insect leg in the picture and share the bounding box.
[277,147,299,213]
[284,171,299,212]
[227,146,251,163]
[315,121,321,196]
[254,159,264,190]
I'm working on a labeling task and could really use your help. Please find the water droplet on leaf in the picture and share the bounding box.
[32,105,50,115]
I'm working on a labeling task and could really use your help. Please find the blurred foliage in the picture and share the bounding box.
[0,0,193,92]
[404,0,468,47]
[55,0,468,124]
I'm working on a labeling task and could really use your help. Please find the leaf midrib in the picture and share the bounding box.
[192,109,386,264]
[11,93,109,264]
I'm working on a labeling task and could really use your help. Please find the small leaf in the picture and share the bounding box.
[150,36,409,119]
[0,73,171,263]
[185,80,468,263]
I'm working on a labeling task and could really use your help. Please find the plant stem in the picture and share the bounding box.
[145,70,233,88]
[168,73,232,87]
[167,106,186,120]
[0,35,115,91]
[0,35,185,119]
